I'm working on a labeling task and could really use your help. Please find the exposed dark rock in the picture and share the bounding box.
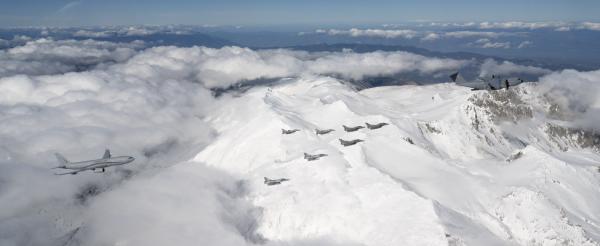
[545,123,600,152]
[469,88,533,123]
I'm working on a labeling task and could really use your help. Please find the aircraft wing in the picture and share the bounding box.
[457,81,487,90]
[54,170,81,175]
[102,149,111,159]
[506,77,524,85]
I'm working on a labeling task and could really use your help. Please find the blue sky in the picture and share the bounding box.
[1,0,599,27]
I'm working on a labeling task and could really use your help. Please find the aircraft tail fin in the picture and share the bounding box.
[449,72,466,83]
[102,149,111,159]
[54,153,69,168]
[449,72,459,82]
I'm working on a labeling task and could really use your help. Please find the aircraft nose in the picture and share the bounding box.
[129,157,135,161]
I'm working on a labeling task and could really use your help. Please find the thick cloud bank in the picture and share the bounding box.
[120,46,469,88]
[538,69,600,130]
[0,42,214,245]
[0,38,143,77]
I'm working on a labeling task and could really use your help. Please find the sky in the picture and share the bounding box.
[1,0,599,27]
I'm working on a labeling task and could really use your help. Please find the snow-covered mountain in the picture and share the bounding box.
[194,77,600,245]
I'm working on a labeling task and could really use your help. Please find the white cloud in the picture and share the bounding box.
[421,33,440,41]
[310,28,520,43]
[481,42,511,49]
[419,21,600,32]
[120,26,158,36]
[482,21,600,32]
[0,46,219,245]
[479,21,567,30]
[443,31,513,39]
[479,59,551,77]
[578,22,600,31]
[316,28,419,39]
[428,22,477,28]
[73,30,113,38]
[83,163,264,246]
[118,46,469,88]
[305,51,468,79]
[0,38,142,77]
[474,38,491,44]
[517,41,533,49]
[469,39,511,49]
[71,26,194,38]
[538,69,600,130]
[0,35,33,48]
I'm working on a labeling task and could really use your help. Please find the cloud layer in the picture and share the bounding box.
[427,21,600,31]
[315,28,419,39]
[479,59,552,77]
[118,46,470,88]
[0,38,143,77]
[538,69,600,130]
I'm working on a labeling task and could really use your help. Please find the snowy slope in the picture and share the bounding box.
[193,77,600,245]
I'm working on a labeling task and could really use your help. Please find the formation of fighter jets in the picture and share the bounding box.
[270,72,526,184]
[52,149,135,175]
[450,72,524,91]
[267,121,388,185]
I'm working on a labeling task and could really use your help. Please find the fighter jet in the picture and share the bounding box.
[53,149,135,175]
[449,72,524,91]
[339,138,364,147]
[264,177,290,186]
[365,122,388,130]
[315,128,335,135]
[304,153,328,161]
[343,125,365,132]
[282,129,300,134]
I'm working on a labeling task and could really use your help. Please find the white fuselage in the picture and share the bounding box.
[64,156,135,170]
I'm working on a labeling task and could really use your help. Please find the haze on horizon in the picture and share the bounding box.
[1,0,600,27]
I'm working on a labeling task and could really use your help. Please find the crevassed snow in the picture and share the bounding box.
[193,77,600,245]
